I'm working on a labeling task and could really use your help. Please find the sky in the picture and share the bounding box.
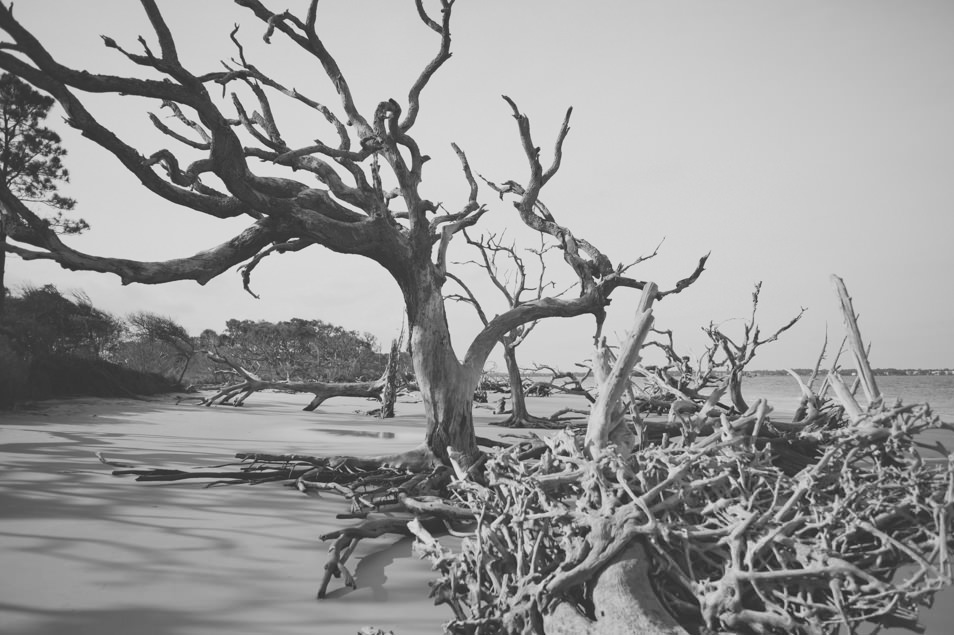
[5,0,954,372]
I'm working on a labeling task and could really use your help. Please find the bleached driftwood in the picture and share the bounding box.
[584,282,656,456]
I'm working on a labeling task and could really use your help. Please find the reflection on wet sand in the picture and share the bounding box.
[319,429,395,439]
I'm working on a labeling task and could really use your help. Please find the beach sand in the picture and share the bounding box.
[2,392,951,634]
[1,392,480,635]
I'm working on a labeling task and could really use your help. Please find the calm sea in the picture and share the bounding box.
[740,374,954,422]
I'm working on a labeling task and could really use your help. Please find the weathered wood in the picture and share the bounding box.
[544,543,689,635]
[831,275,882,408]
[379,333,402,419]
[585,282,657,455]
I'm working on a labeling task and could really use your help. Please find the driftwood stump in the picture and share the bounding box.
[544,543,688,635]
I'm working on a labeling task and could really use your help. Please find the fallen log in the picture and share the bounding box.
[198,348,391,412]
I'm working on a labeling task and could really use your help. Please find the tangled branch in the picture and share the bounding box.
[414,396,954,634]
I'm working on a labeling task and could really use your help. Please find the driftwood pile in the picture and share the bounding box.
[403,278,954,634]
[412,398,951,634]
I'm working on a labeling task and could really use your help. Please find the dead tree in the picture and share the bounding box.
[201,347,388,411]
[704,281,805,412]
[636,326,722,415]
[0,1,706,467]
[537,363,594,397]
[378,331,404,419]
[446,230,568,427]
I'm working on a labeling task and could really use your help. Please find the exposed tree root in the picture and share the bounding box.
[486,397,589,430]
[491,411,566,429]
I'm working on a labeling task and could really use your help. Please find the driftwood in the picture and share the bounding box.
[585,282,656,456]
[198,347,392,413]
[637,283,804,415]
[531,364,597,402]
[378,336,401,418]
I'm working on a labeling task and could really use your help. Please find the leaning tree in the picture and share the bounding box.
[0,0,705,467]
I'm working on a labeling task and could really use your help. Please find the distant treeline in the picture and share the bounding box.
[745,368,954,377]
[0,284,390,407]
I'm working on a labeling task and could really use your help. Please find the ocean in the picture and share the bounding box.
[740,373,954,422]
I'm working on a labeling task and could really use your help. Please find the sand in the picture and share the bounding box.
[2,392,952,635]
[0,392,504,635]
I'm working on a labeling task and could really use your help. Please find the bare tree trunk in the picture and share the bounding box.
[727,368,747,413]
[504,344,529,420]
[174,353,193,386]
[0,224,7,318]
[378,337,400,419]
[406,274,480,466]
[496,342,554,427]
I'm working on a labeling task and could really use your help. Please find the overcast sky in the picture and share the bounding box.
[6,0,953,372]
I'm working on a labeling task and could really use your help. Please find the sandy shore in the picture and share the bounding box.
[2,392,952,634]
[1,392,521,635]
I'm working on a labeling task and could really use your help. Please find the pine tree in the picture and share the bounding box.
[0,72,85,315]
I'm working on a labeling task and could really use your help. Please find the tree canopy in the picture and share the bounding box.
[3,283,122,358]
[215,317,384,382]
[0,72,85,313]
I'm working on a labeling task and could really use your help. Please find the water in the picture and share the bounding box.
[739,374,954,422]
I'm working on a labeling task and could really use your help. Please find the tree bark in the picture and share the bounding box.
[405,269,480,466]
[504,344,529,420]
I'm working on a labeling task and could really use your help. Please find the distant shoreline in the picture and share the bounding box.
[742,368,954,377]
[514,368,954,379]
